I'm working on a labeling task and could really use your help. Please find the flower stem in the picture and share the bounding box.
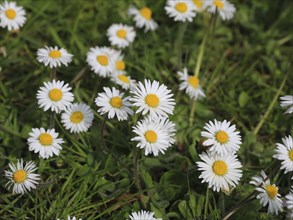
[204,187,209,219]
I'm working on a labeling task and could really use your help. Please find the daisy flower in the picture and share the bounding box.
[111,49,127,75]
[37,80,74,113]
[36,46,73,68]
[285,187,293,219]
[201,119,242,156]
[27,128,64,159]
[250,171,283,215]
[128,210,161,220]
[86,46,114,77]
[280,95,293,114]
[165,0,196,22]
[132,117,176,156]
[130,79,175,118]
[95,87,133,121]
[61,103,94,133]
[107,24,136,48]
[128,6,158,32]
[67,216,82,220]
[111,72,136,90]
[197,152,242,192]
[0,1,26,31]
[273,135,293,174]
[4,159,40,194]
[177,68,205,100]
[206,0,236,21]
[191,0,208,11]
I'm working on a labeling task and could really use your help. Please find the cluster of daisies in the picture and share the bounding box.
[2,0,293,219]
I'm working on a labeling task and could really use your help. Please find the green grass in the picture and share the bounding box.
[0,0,292,219]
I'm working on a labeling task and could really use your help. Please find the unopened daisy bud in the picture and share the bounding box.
[4,159,40,194]
[165,0,196,22]
[36,46,73,68]
[206,0,236,21]
[0,1,26,31]
[107,24,136,48]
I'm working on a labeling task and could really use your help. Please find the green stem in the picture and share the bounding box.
[253,75,287,135]
[133,147,142,194]
[194,33,208,77]
[204,187,209,219]
[50,68,56,80]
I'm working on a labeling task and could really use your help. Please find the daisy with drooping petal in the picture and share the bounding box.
[128,210,161,220]
[177,68,205,100]
[285,187,293,219]
[61,103,94,133]
[197,152,242,192]
[132,117,176,156]
[206,0,236,21]
[130,79,175,118]
[201,119,242,156]
[250,171,283,215]
[273,135,293,174]
[27,128,64,159]
[107,24,136,48]
[0,1,26,31]
[95,87,133,121]
[192,0,208,11]
[280,95,293,114]
[36,46,73,68]
[111,72,136,90]
[4,159,40,194]
[86,46,114,77]
[37,80,74,113]
[165,0,196,22]
[128,6,158,32]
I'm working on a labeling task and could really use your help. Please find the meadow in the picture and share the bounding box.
[0,0,292,219]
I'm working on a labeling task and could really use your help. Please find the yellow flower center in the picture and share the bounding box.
[145,94,159,107]
[117,29,127,38]
[193,0,203,9]
[265,185,278,199]
[116,60,125,71]
[49,50,62,58]
[96,55,108,66]
[188,76,199,89]
[215,131,229,144]
[140,7,152,20]
[5,9,16,19]
[110,96,123,108]
[118,74,130,84]
[212,160,228,176]
[288,149,293,161]
[175,2,188,13]
[70,111,84,124]
[214,0,224,9]
[49,88,63,101]
[39,133,53,146]
[145,130,158,143]
[13,170,27,183]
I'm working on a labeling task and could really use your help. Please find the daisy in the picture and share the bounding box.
[165,0,196,22]
[95,87,133,121]
[111,49,127,75]
[4,159,40,194]
[128,210,161,220]
[197,152,242,192]
[61,103,94,133]
[86,46,114,77]
[128,6,158,32]
[111,72,136,90]
[206,0,236,21]
[201,119,242,156]
[107,23,136,48]
[37,80,74,113]
[131,117,176,156]
[36,46,73,68]
[27,128,64,159]
[177,68,205,100]
[0,1,26,31]
[67,216,82,220]
[273,135,293,174]
[250,171,283,215]
[285,187,293,219]
[192,0,208,11]
[280,95,293,114]
[130,79,175,118]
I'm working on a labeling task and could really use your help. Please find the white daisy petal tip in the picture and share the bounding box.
[128,210,161,220]
[279,95,293,114]
[0,1,26,31]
